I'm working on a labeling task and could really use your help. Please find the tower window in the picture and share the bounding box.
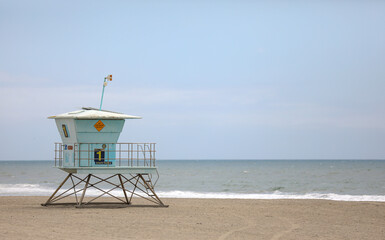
[62,124,69,138]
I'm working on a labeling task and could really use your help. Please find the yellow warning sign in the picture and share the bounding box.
[94,120,105,132]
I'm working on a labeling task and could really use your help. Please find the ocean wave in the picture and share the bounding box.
[1,184,384,202]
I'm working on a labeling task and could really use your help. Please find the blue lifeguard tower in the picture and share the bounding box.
[43,77,166,207]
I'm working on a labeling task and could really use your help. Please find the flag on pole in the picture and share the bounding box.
[103,75,112,86]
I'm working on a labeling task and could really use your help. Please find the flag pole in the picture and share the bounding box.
[99,75,112,110]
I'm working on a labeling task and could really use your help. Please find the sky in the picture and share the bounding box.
[0,0,385,160]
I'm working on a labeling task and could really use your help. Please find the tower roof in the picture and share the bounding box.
[48,107,142,120]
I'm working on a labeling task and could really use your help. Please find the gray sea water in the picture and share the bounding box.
[1,160,385,201]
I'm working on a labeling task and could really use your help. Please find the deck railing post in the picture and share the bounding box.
[73,143,76,167]
[54,143,57,167]
[59,143,62,167]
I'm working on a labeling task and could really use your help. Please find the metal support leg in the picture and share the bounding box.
[118,174,130,204]
[129,175,140,203]
[70,175,79,204]
[42,173,72,206]
[78,174,91,206]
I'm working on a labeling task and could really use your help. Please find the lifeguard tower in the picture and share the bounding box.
[42,76,166,207]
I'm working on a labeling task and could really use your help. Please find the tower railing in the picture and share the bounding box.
[54,143,156,168]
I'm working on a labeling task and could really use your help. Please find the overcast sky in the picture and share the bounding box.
[1,0,385,160]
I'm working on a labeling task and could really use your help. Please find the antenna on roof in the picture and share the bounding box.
[99,74,112,110]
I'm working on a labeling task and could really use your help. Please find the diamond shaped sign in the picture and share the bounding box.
[94,120,105,132]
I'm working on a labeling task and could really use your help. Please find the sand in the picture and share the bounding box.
[0,197,384,240]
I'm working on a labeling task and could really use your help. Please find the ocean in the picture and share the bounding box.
[1,160,385,201]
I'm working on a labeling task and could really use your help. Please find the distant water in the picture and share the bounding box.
[0,160,385,201]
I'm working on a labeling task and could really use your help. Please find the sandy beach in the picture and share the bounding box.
[0,197,384,239]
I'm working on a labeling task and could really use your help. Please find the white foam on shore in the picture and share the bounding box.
[1,184,385,202]
[0,184,54,195]
[157,190,385,202]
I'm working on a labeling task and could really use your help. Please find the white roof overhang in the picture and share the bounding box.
[48,107,142,120]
